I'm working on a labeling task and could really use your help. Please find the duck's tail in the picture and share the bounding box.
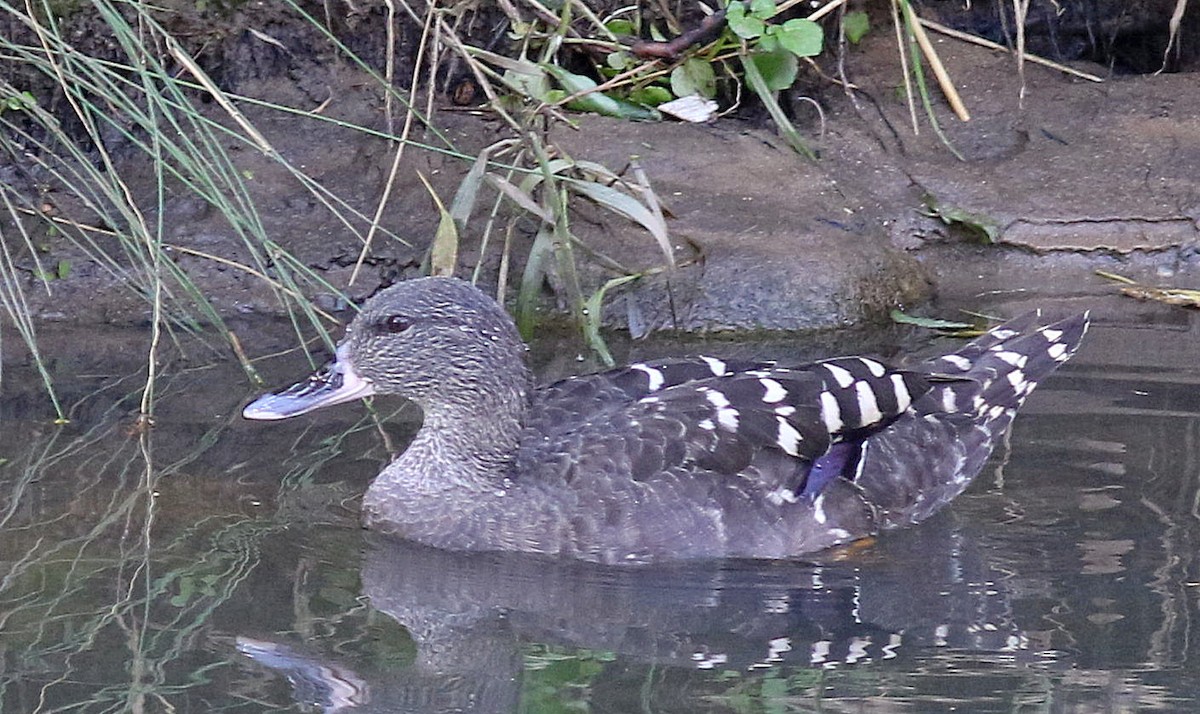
[856,311,1091,529]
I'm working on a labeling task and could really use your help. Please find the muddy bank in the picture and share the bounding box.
[4,4,1200,345]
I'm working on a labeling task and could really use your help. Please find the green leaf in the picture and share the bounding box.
[740,53,813,157]
[542,65,661,121]
[921,194,1001,243]
[670,58,717,99]
[450,147,490,230]
[727,4,765,38]
[889,309,974,331]
[171,577,195,607]
[488,174,554,223]
[517,228,555,339]
[750,49,798,91]
[503,67,552,102]
[776,18,823,57]
[749,0,776,19]
[628,85,673,106]
[417,172,458,277]
[583,274,642,367]
[843,10,870,44]
[758,31,779,53]
[606,19,636,35]
[1,91,35,113]
[568,180,670,259]
[55,259,71,279]
[607,51,632,71]
[568,91,661,121]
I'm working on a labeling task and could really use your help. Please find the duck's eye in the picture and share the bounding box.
[382,315,413,333]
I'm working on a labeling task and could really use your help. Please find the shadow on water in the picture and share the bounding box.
[5,306,1200,712]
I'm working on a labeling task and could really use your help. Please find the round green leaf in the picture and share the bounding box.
[606,19,636,35]
[750,49,798,91]
[843,11,870,44]
[670,58,718,99]
[727,4,766,39]
[607,51,631,70]
[776,18,823,57]
[749,0,776,18]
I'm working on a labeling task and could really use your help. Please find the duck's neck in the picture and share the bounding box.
[363,368,532,519]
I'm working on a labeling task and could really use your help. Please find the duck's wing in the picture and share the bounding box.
[520,356,933,503]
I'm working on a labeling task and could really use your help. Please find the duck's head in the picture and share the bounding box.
[243,277,530,421]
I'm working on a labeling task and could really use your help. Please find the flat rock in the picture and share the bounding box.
[551,119,931,331]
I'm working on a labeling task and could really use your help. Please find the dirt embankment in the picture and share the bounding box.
[4,0,1200,339]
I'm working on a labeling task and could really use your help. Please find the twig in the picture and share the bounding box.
[1159,0,1189,73]
[384,0,397,134]
[799,0,847,21]
[520,0,586,39]
[1012,0,1028,107]
[631,7,728,59]
[627,0,850,65]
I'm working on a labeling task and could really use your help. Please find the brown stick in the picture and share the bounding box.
[630,7,729,60]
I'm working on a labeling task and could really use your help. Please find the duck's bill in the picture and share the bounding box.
[242,345,375,421]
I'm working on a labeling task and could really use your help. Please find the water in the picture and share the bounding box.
[4,308,1200,713]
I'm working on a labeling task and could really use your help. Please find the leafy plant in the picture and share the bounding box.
[843,10,871,44]
[0,0,466,415]
[921,193,1000,243]
[0,89,35,113]
[669,58,717,100]
[32,258,71,282]
[587,1,829,155]
[727,0,823,60]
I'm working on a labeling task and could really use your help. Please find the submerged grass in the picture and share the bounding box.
[0,360,395,711]
[0,0,446,417]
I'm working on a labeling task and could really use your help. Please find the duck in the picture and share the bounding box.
[243,276,1089,564]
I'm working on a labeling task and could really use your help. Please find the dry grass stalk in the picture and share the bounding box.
[351,0,440,286]
[890,0,920,133]
[1012,0,1028,107]
[1160,0,1190,73]
[901,1,970,121]
[919,17,1104,83]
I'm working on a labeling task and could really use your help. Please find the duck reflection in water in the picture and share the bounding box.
[237,514,1053,714]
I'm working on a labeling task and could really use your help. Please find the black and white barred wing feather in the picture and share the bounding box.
[525,354,932,500]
